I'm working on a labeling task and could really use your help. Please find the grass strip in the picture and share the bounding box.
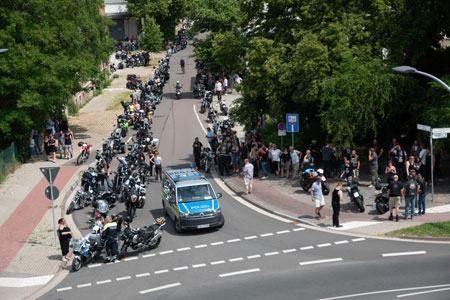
[385,221,450,237]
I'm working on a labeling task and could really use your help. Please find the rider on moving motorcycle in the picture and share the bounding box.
[180,59,185,73]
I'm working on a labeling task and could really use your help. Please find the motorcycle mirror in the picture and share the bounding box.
[217,192,223,199]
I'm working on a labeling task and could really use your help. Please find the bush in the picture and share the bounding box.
[113,74,119,79]
[67,101,79,116]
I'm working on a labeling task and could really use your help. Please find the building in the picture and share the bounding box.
[104,0,139,41]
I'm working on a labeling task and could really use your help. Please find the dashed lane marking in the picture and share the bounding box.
[382,251,426,257]
[334,240,349,245]
[292,227,306,231]
[96,280,111,285]
[219,268,261,278]
[139,282,182,295]
[317,243,332,248]
[124,257,138,261]
[277,230,290,234]
[244,236,257,240]
[211,241,224,246]
[154,269,169,274]
[159,250,174,255]
[247,254,261,259]
[142,253,156,258]
[77,283,92,288]
[352,238,365,242]
[211,260,226,265]
[195,244,208,249]
[227,238,241,243]
[136,273,150,278]
[177,247,191,252]
[264,251,280,257]
[282,249,297,253]
[116,276,131,281]
[173,266,189,271]
[260,233,274,237]
[57,287,72,292]
[300,246,314,250]
[299,258,343,266]
[88,263,102,268]
[192,263,206,268]
[229,257,244,262]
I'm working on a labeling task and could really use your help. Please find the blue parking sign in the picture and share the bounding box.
[286,113,299,132]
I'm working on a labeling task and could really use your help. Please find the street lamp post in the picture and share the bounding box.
[392,65,450,203]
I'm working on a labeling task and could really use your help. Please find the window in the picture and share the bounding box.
[177,184,215,202]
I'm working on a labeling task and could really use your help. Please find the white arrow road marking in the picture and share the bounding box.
[139,283,182,295]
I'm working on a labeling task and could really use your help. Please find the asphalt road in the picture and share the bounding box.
[40,41,450,300]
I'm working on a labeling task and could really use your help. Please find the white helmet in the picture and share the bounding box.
[176,81,180,84]
[317,169,324,175]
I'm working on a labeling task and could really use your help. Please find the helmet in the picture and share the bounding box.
[317,169,324,175]
[176,81,179,84]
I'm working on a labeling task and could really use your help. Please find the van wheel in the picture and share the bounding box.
[173,218,183,233]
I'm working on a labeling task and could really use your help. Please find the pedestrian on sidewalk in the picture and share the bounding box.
[349,150,360,183]
[217,141,231,176]
[280,147,291,178]
[340,160,355,186]
[417,174,427,215]
[231,142,240,173]
[403,174,419,219]
[57,218,72,262]
[321,143,333,178]
[270,144,281,176]
[147,145,155,176]
[311,176,325,219]
[368,147,381,188]
[63,128,74,159]
[243,159,254,194]
[289,146,301,178]
[29,134,35,161]
[58,131,65,159]
[192,137,203,169]
[249,143,259,178]
[215,80,223,102]
[387,175,402,222]
[332,182,343,227]
[151,151,162,181]
[259,145,269,179]
[303,149,314,169]
[48,134,57,162]
[33,129,42,154]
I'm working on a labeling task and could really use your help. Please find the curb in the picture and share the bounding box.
[385,235,450,242]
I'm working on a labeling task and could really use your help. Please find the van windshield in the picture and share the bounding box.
[177,184,215,202]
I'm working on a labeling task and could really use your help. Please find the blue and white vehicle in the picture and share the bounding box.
[162,168,224,232]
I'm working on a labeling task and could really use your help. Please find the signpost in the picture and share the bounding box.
[416,125,450,202]
[286,113,299,147]
[278,122,286,149]
[40,167,60,247]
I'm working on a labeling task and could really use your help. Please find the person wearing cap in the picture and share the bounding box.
[402,174,420,219]
[311,175,325,219]
[387,175,402,221]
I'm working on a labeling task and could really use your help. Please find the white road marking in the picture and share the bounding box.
[277,230,290,234]
[139,282,182,294]
[292,227,306,231]
[124,257,138,261]
[352,238,366,242]
[195,244,208,249]
[334,240,349,245]
[142,253,156,258]
[247,254,261,259]
[382,251,426,257]
[177,247,191,252]
[333,221,380,230]
[192,263,206,268]
[116,276,131,281]
[260,233,274,237]
[193,104,208,134]
[211,241,224,246]
[397,286,450,298]
[264,251,280,256]
[173,266,189,271]
[227,238,241,243]
[300,246,314,250]
[211,260,226,265]
[57,287,72,292]
[136,273,150,278]
[154,269,169,274]
[96,280,111,285]
[219,268,261,278]
[77,283,92,288]
[426,204,450,213]
[229,257,244,262]
[244,235,257,240]
[282,249,297,253]
[299,258,343,266]
[0,275,54,287]
[317,243,331,248]
[316,283,450,300]
[159,250,174,255]
[88,263,102,268]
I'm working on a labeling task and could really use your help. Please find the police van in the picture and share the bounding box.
[162,168,224,232]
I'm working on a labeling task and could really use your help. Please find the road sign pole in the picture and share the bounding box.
[49,169,58,247]
[281,136,283,150]
[430,133,434,203]
[291,125,294,147]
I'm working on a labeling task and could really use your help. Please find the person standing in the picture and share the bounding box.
[97,159,111,191]
[349,150,360,183]
[417,174,427,215]
[192,137,203,169]
[331,182,343,227]
[243,159,254,194]
[102,217,118,262]
[259,145,269,179]
[48,134,57,162]
[215,80,223,102]
[403,174,419,219]
[249,143,259,178]
[387,175,402,222]
[57,218,72,262]
[368,147,381,188]
[206,127,217,152]
[321,143,333,178]
[280,147,291,178]
[152,151,162,181]
[289,146,302,178]
[29,134,35,161]
[340,160,355,186]
[311,176,325,219]
[231,142,240,173]
[216,141,231,176]
[33,129,42,154]
[63,129,74,159]
[270,144,281,176]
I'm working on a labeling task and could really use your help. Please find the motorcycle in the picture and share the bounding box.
[200,147,215,173]
[219,100,228,116]
[193,83,205,98]
[374,184,389,214]
[300,167,330,195]
[76,142,92,166]
[81,167,101,192]
[66,190,94,215]
[92,198,109,219]
[71,224,103,272]
[175,88,182,99]
[346,182,365,212]
[118,217,166,260]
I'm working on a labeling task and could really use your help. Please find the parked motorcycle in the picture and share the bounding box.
[200,147,215,173]
[374,184,389,214]
[76,142,92,166]
[71,224,103,272]
[81,167,101,192]
[346,182,365,212]
[66,190,94,215]
[117,217,166,260]
[300,167,330,195]
[219,100,228,116]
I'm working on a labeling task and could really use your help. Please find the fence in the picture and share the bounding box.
[0,142,18,180]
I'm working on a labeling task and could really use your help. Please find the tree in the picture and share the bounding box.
[140,17,164,52]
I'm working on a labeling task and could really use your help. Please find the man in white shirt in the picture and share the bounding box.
[419,145,427,166]
[223,77,228,94]
[243,159,254,194]
[270,144,281,175]
[215,80,223,102]
[289,146,302,178]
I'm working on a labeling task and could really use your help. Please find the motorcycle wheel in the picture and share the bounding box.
[121,130,127,138]
[72,256,82,272]
[137,198,145,209]
[301,182,309,192]
[121,145,126,154]
[200,106,205,114]
[66,202,75,215]
[356,197,365,213]
[376,201,388,214]
[321,182,330,195]
[118,246,127,260]
[148,236,161,249]
[76,153,84,166]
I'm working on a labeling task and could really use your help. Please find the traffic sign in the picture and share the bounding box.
[432,128,450,134]
[40,167,60,184]
[417,124,431,132]
[286,113,299,132]
[433,132,447,139]
[278,122,286,131]
[45,185,59,201]
[278,130,286,136]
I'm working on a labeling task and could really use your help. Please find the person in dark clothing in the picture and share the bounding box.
[102,217,118,262]
[112,214,123,253]
[192,137,203,169]
[216,141,231,176]
[417,174,427,215]
[332,182,343,227]
[58,218,72,262]
[387,175,402,222]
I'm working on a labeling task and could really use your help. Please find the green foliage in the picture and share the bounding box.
[0,0,113,156]
[67,101,79,116]
[386,221,450,237]
[188,0,241,33]
[140,17,164,52]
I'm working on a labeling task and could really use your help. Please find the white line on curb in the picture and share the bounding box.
[219,268,260,278]
[124,257,138,261]
[139,283,181,294]
[352,238,366,242]
[142,253,156,258]
[96,280,111,285]
[299,258,343,266]
[159,250,174,255]
[88,263,102,268]
[292,227,306,231]
[397,286,450,298]
[382,251,426,257]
